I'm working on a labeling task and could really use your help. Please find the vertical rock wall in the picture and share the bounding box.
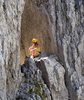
[42,0,84,99]
[21,0,84,99]
[0,0,84,99]
[54,0,84,100]
[0,0,24,99]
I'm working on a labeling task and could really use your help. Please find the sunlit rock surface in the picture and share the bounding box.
[37,55,68,100]
[0,0,84,100]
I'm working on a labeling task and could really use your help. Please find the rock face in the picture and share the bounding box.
[0,0,24,99]
[54,0,84,100]
[16,55,68,100]
[37,56,68,100]
[21,0,84,99]
[16,57,51,100]
[0,0,84,100]
[20,0,57,65]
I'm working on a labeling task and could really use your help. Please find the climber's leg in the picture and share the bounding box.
[32,48,39,56]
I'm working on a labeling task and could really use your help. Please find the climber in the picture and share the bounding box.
[28,38,41,58]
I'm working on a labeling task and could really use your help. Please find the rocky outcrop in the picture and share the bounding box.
[16,55,68,100]
[16,57,51,100]
[37,55,68,100]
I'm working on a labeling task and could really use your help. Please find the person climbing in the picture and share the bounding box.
[28,38,41,58]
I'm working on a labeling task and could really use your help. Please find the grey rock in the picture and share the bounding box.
[0,0,84,100]
[37,56,68,100]
[16,58,51,100]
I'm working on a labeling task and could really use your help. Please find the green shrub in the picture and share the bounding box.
[28,87,33,94]
[74,4,77,12]
[3,2,6,12]
[35,71,37,75]
[15,96,20,100]
[28,80,47,100]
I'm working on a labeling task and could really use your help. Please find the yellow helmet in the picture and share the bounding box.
[32,38,38,43]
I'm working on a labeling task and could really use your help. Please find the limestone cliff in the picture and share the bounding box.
[21,0,84,99]
[0,0,84,100]
[0,0,24,99]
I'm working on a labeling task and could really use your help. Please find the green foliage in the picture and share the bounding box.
[29,80,31,83]
[34,81,44,100]
[0,34,1,37]
[35,71,37,75]
[15,96,20,100]
[34,81,41,89]
[12,74,14,79]
[3,2,6,12]
[28,80,47,100]
[56,59,61,63]
[28,87,33,94]
[74,4,77,12]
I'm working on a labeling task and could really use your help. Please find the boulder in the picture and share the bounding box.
[37,56,68,100]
